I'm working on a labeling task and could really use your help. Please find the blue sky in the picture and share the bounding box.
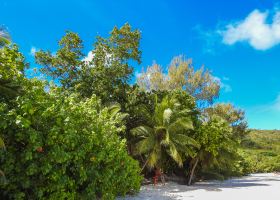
[1,0,280,129]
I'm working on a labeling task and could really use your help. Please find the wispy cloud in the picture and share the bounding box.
[213,76,232,93]
[194,25,222,54]
[271,94,280,111]
[250,94,280,114]
[246,95,280,129]
[220,7,280,50]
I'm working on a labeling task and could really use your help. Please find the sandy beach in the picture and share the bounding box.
[119,173,280,200]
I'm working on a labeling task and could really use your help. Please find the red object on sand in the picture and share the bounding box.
[153,168,162,185]
[153,175,158,185]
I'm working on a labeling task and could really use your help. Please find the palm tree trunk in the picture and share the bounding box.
[141,158,150,172]
[188,157,199,185]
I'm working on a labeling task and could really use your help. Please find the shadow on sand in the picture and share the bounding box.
[119,174,280,200]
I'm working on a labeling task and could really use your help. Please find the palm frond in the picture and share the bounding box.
[130,125,153,137]
[175,108,192,117]
[163,108,172,125]
[167,143,183,167]
[147,147,161,169]
[107,103,129,120]
[174,117,194,130]
[135,104,154,123]
[184,146,197,158]
[172,134,200,148]
[107,103,122,116]
[0,137,5,149]
[168,117,193,135]
[134,136,155,155]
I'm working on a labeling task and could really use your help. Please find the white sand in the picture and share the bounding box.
[119,173,280,200]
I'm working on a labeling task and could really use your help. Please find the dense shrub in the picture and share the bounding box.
[241,130,280,173]
[0,80,141,199]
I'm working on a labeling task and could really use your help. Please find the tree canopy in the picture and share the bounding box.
[137,56,220,106]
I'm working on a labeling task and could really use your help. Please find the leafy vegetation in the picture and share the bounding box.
[137,55,220,106]
[0,23,279,199]
[131,92,199,170]
[241,129,280,172]
[0,85,141,199]
[0,40,141,199]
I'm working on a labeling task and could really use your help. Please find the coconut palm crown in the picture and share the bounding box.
[131,95,200,170]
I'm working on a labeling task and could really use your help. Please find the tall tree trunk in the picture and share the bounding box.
[188,157,199,186]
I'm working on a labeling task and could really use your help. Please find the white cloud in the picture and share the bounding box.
[221,8,280,50]
[30,46,37,56]
[194,25,221,54]
[82,50,113,67]
[82,51,94,63]
[213,76,232,93]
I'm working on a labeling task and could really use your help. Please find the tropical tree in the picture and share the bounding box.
[36,23,141,104]
[0,29,23,101]
[35,31,84,89]
[0,34,23,183]
[0,27,10,180]
[205,103,248,138]
[131,94,199,171]
[187,115,234,185]
[137,55,220,106]
[0,45,25,102]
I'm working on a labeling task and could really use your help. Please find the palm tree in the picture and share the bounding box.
[131,96,199,171]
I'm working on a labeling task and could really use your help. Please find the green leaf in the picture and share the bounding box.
[0,137,5,149]
[130,126,153,137]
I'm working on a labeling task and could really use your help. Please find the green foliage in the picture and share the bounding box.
[131,91,199,170]
[35,31,84,89]
[36,23,141,105]
[77,23,141,103]
[0,45,26,102]
[205,103,248,139]
[187,115,247,182]
[241,129,280,173]
[1,22,264,194]
[0,45,26,181]
[196,116,233,157]
[0,80,141,199]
